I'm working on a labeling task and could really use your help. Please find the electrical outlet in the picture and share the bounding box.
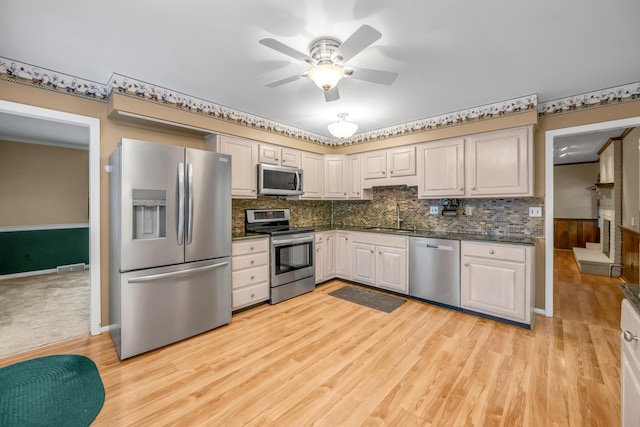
[529,207,542,217]
[464,206,474,216]
[430,206,439,215]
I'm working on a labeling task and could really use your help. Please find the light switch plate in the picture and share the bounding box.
[529,207,542,217]
[430,206,439,215]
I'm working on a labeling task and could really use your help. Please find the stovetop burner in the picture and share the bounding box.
[245,209,314,236]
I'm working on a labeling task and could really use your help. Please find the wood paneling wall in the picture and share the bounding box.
[621,227,639,284]
[554,218,599,249]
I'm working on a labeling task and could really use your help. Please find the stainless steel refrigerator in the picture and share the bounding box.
[109,138,231,359]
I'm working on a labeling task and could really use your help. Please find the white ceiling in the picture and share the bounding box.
[1,0,639,156]
[553,128,627,165]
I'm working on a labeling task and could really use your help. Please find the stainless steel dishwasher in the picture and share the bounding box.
[409,237,461,308]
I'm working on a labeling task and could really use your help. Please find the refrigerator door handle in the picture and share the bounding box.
[187,163,194,244]
[177,162,185,245]
[127,261,230,283]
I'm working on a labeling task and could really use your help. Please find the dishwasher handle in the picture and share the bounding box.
[421,243,454,251]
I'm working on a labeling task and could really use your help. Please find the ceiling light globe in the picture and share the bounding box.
[328,113,358,138]
[309,63,344,91]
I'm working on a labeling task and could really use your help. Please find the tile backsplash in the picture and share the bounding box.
[232,186,544,237]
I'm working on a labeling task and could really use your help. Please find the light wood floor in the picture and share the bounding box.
[0,250,625,426]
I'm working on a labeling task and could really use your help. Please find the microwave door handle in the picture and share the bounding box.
[294,171,299,191]
[177,162,185,245]
[187,163,194,244]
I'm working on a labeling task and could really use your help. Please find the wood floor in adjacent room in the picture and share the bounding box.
[0,249,625,426]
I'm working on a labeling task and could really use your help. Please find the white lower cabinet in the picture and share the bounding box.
[621,299,640,426]
[315,231,335,283]
[460,241,533,325]
[231,237,269,310]
[351,232,408,294]
[335,231,352,279]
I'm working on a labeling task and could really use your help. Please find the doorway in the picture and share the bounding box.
[544,116,640,316]
[0,100,101,335]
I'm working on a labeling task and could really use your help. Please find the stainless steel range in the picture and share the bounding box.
[245,209,315,304]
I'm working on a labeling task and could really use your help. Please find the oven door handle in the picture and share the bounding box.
[272,237,313,246]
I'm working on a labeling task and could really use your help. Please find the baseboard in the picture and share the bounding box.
[0,268,57,280]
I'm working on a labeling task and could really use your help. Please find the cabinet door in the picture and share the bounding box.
[622,342,640,427]
[300,152,323,199]
[363,151,387,180]
[461,255,527,322]
[352,242,376,285]
[347,154,363,199]
[218,136,257,198]
[258,144,281,165]
[335,232,352,279]
[376,246,407,293]
[466,127,531,196]
[281,148,301,168]
[388,146,416,177]
[315,240,324,283]
[325,232,336,277]
[418,138,465,198]
[324,155,348,199]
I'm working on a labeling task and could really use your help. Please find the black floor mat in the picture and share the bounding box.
[328,285,406,313]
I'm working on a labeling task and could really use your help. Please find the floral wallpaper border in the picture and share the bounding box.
[537,81,640,117]
[2,56,638,147]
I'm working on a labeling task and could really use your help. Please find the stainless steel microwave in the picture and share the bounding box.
[257,164,303,196]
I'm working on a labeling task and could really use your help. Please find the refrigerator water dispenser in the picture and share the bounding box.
[133,189,166,239]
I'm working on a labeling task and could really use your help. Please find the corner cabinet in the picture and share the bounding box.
[231,237,270,310]
[417,126,533,199]
[460,241,534,326]
[206,134,258,198]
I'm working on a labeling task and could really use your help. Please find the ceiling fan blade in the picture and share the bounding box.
[264,73,305,87]
[259,38,315,64]
[333,25,381,63]
[324,87,340,102]
[346,66,398,85]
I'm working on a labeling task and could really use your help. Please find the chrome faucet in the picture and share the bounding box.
[395,203,403,230]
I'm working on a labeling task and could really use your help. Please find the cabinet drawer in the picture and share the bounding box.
[233,282,269,309]
[462,241,526,263]
[232,252,269,271]
[232,265,269,289]
[351,232,407,249]
[232,238,269,256]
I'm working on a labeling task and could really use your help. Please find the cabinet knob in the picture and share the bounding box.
[251,293,255,298]
[250,246,254,251]
[464,262,469,267]
[459,187,463,191]
[343,192,347,195]
[390,170,393,174]
[471,186,476,190]
[623,331,638,342]
[252,189,256,193]
[250,260,255,264]
[357,192,360,195]
[317,248,321,252]
[346,237,348,241]
[250,275,255,280]
[370,250,374,254]
[489,250,494,254]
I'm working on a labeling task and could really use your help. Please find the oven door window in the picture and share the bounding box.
[275,241,313,275]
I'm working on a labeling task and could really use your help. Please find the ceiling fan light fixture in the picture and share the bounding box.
[328,112,358,138]
[309,63,344,91]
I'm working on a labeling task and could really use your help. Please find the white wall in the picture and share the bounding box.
[622,127,640,231]
[554,163,599,219]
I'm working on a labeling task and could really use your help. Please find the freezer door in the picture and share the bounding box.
[185,149,231,262]
[115,258,231,359]
[119,139,185,271]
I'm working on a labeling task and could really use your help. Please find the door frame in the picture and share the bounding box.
[0,100,101,335]
[544,115,640,316]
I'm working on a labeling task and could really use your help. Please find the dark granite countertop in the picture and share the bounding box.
[232,231,270,241]
[313,225,537,245]
[620,283,640,314]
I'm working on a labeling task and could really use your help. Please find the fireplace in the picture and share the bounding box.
[602,219,610,258]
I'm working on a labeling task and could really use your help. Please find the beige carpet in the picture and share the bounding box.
[0,270,90,358]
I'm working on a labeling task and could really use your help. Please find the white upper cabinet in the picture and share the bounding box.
[347,154,371,200]
[258,144,301,168]
[323,155,348,199]
[362,146,417,188]
[466,126,531,197]
[418,126,533,198]
[300,151,323,199]
[207,134,258,198]
[418,138,465,198]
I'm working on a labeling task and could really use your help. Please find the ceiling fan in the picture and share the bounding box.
[259,25,398,102]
